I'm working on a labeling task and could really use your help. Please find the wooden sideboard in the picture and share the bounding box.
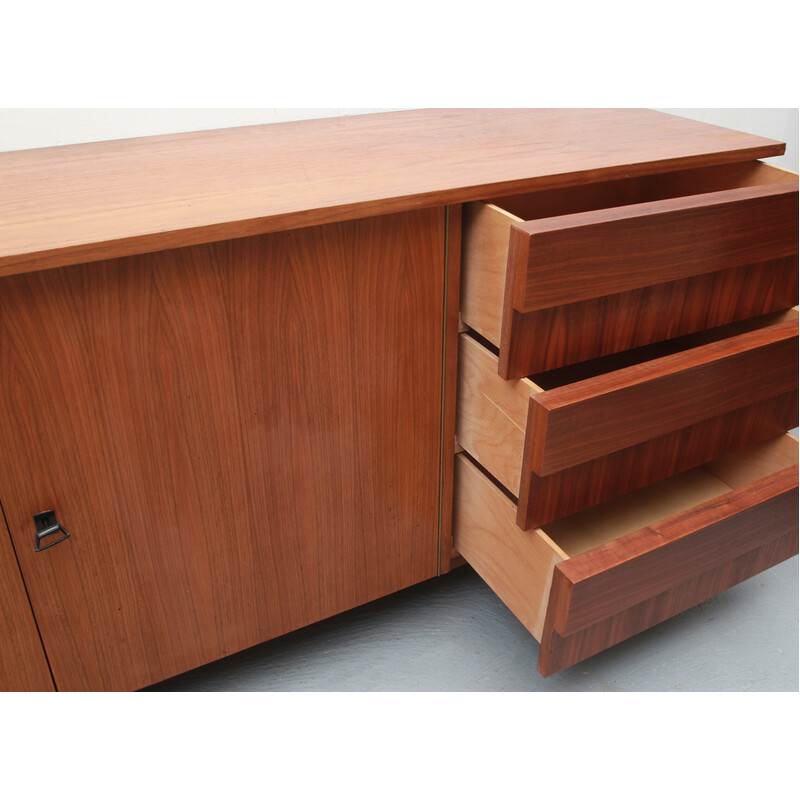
[0,109,797,690]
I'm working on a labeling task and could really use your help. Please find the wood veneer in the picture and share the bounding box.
[499,257,798,377]
[507,182,798,313]
[538,529,798,677]
[463,160,798,336]
[0,505,54,691]
[527,318,798,475]
[456,312,799,529]
[547,466,799,635]
[0,109,785,277]
[0,209,445,691]
[1,109,796,688]
[460,159,798,378]
[453,437,799,677]
[516,392,798,530]
[538,466,799,675]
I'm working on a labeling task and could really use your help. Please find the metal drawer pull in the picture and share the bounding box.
[33,510,70,552]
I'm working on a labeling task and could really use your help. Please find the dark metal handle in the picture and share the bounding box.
[34,510,70,552]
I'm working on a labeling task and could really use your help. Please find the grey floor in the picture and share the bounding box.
[147,556,798,692]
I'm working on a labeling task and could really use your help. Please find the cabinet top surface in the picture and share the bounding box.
[0,108,784,276]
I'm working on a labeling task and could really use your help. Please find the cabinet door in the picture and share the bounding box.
[0,209,445,691]
[0,519,54,691]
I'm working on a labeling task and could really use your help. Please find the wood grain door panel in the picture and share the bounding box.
[0,510,54,691]
[0,208,445,691]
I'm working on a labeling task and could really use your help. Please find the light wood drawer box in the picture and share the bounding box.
[457,310,799,530]
[461,161,799,379]
[453,435,799,676]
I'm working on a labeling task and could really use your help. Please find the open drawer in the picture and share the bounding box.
[457,310,798,529]
[461,161,798,379]
[452,434,799,677]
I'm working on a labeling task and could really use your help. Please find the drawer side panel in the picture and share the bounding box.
[453,455,564,641]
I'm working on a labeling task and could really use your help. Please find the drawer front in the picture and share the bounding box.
[457,315,798,530]
[507,183,798,314]
[527,318,798,476]
[517,392,797,530]
[500,180,798,378]
[539,465,798,676]
[453,437,799,677]
[499,258,798,379]
[456,162,799,677]
[460,162,799,379]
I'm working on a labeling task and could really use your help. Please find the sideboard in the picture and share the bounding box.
[0,109,797,690]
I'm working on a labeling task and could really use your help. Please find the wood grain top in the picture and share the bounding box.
[0,108,785,276]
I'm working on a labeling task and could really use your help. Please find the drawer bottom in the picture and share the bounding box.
[453,434,799,675]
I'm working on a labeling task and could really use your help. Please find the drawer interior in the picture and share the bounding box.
[543,433,798,556]
[486,160,796,224]
[525,308,798,392]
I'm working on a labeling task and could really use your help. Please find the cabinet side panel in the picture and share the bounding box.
[0,509,54,691]
[0,208,445,691]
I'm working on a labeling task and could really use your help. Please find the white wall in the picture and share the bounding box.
[0,108,409,152]
[0,109,796,170]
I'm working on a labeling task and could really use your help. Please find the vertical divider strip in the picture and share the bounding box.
[438,204,463,574]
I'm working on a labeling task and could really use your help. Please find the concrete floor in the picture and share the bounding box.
[148,556,798,692]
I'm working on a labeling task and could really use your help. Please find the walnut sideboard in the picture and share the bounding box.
[0,109,797,691]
